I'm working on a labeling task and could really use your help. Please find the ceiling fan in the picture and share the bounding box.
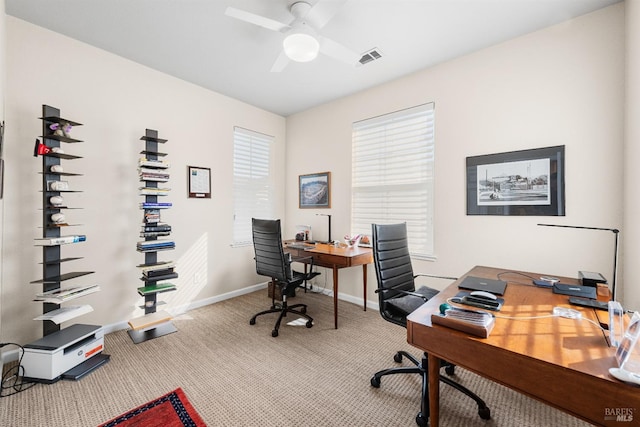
[225,0,360,72]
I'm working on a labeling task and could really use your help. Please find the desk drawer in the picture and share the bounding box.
[313,253,349,267]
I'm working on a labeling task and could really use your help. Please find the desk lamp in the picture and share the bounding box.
[316,213,332,244]
[537,223,620,300]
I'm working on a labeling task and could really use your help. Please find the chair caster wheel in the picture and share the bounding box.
[249,318,256,325]
[271,329,279,337]
[370,376,381,388]
[478,406,491,420]
[445,365,455,375]
[305,320,313,328]
[415,412,428,427]
[394,352,403,363]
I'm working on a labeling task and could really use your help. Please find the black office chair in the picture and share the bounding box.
[249,218,315,337]
[370,223,490,426]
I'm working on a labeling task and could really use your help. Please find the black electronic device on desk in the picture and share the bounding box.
[552,283,597,299]
[568,296,609,311]
[458,275,507,295]
[452,291,504,311]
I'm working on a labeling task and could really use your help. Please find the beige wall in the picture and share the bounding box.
[624,0,640,309]
[2,17,286,344]
[286,4,627,308]
[0,0,5,344]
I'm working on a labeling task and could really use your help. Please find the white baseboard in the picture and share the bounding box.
[1,282,377,365]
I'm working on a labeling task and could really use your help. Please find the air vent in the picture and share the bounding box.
[359,48,382,66]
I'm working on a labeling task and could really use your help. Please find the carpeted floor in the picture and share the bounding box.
[1,289,590,426]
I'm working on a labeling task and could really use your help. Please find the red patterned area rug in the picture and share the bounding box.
[98,388,207,427]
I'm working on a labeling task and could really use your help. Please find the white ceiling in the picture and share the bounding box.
[6,0,621,117]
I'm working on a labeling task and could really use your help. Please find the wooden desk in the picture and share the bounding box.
[285,242,373,329]
[406,265,638,427]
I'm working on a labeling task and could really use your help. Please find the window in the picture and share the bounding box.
[351,103,435,258]
[232,127,274,246]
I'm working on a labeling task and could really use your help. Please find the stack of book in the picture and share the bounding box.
[144,209,161,223]
[139,186,171,196]
[137,239,175,252]
[140,223,172,238]
[139,158,170,169]
[34,235,86,246]
[140,201,172,209]
[33,284,100,304]
[139,168,170,182]
[141,266,178,282]
[137,282,177,296]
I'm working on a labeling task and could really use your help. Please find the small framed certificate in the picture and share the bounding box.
[188,166,211,198]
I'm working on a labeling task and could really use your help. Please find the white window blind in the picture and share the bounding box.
[232,127,274,246]
[351,103,435,258]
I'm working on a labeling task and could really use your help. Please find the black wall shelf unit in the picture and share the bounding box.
[32,105,98,336]
[128,128,177,344]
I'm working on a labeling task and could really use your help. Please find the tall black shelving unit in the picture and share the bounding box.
[33,105,94,335]
[128,128,177,344]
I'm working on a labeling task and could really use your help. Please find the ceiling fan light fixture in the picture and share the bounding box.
[283,29,320,62]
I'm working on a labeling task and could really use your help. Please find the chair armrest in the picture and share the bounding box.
[414,273,458,281]
[290,255,317,276]
[374,287,431,301]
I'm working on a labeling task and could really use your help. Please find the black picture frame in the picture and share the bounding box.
[466,145,565,216]
[299,171,331,208]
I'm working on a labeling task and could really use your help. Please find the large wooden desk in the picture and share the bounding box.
[407,265,638,427]
[285,242,373,329]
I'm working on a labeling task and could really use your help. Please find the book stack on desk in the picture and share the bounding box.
[431,308,495,338]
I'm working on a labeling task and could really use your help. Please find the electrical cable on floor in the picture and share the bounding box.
[0,343,36,397]
[308,266,329,294]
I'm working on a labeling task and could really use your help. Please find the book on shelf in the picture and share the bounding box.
[139,167,170,174]
[33,305,94,324]
[140,231,171,238]
[33,284,100,303]
[143,209,161,222]
[140,202,172,209]
[143,267,175,277]
[34,235,86,246]
[128,310,173,331]
[137,260,176,271]
[142,224,172,232]
[139,158,170,169]
[137,239,175,248]
[137,283,176,296]
[141,272,179,282]
[139,187,170,196]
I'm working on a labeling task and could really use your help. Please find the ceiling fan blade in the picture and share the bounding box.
[307,0,348,29]
[319,36,359,66]
[270,51,290,73]
[225,6,290,32]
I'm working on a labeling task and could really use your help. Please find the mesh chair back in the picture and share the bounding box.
[252,218,289,282]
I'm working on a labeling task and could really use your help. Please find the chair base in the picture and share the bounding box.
[250,301,313,337]
[371,350,491,425]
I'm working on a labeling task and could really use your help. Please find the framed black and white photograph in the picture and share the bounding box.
[466,145,565,216]
[299,171,331,208]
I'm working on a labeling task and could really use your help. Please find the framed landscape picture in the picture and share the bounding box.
[299,172,331,208]
[466,145,565,216]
